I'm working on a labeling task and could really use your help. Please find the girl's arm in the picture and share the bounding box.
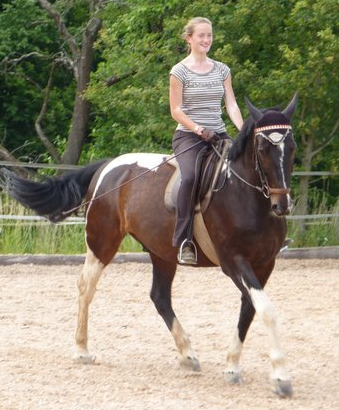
[224,74,244,131]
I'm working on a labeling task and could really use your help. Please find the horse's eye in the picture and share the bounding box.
[289,140,297,153]
[258,143,271,154]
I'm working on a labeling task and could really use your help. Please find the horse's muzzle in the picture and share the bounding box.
[270,191,293,216]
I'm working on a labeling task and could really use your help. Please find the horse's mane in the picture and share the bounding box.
[228,107,281,162]
[228,117,255,162]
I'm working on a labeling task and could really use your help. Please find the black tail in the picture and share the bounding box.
[0,160,107,222]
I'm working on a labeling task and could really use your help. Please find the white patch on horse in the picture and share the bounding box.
[243,284,290,382]
[74,248,105,363]
[87,153,166,215]
[277,142,287,189]
[225,330,243,376]
[277,142,293,210]
[248,287,277,327]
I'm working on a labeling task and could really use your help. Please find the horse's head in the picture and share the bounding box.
[245,93,298,216]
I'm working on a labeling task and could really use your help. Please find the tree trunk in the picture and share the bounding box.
[295,141,313,215]
[294,132,314,233]
[61,17,102,165]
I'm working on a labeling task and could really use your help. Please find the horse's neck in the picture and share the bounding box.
[225,137,271,215]
[232,136,259,184]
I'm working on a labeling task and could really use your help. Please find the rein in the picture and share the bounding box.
[212,147,270,197]
[212,126,292,198]
[61,140,205,217]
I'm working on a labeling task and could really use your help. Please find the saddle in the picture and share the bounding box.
[165,139,232,266]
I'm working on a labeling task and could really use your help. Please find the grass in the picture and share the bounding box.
[287,197,339,247]
[0,195,142,254]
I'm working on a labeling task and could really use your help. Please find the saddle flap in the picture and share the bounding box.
[164,139,231,213]
[164,157,180,212]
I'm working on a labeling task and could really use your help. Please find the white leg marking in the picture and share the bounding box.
[73,249,105,364]
[249,288,290,382]
[171,318,200,371]
[224,330,243,383]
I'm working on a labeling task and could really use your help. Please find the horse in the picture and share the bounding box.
[0,94,298,397]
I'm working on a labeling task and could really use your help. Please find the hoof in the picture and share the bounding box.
[272,379,293,398]
[180,356,201,372]
[73,352,96,364]
[223,370,243,385]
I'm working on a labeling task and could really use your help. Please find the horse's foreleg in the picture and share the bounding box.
[225,257,292,397]
[149,253,201,371]
[247,285,292,397]
[73,249,105,364]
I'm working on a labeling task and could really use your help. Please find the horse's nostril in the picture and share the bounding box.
[272,205,290,217]
[272,204,278,212]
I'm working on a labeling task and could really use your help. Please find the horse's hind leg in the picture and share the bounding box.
[149,253,201,371]
[73,249,106,364]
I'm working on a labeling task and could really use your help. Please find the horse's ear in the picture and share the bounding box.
[282,92,299,119]
[245,97,263,123]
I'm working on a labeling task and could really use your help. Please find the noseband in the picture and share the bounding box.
[254,125,293,197]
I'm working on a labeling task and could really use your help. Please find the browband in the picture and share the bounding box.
[254,124,292,133]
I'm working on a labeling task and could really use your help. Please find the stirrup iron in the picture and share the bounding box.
[178,239,197,265]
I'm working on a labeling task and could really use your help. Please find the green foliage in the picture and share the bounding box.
[84,0,187,159]
[0,0,78,161]
[0,221,142,254]
[288,198,339,247]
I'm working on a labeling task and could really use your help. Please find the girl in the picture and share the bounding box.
[170,17,243,264]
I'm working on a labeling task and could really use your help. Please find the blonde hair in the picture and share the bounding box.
[181,17,213,53]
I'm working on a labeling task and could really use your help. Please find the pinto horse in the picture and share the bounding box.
[0,94,297,397]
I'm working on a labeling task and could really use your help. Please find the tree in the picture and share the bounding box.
[0,0,70,166]
[268,0,339,214]
[0,0,104,166]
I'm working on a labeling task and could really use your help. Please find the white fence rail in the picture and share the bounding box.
[0,215,85,225]
[1,160,339,176]
[0,214,338,225]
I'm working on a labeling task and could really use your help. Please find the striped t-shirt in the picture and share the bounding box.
[170,60,230,133]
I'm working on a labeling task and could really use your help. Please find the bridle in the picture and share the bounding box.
[227,124,293,198]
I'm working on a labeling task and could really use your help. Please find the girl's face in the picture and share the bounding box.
[187,23,213,54]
